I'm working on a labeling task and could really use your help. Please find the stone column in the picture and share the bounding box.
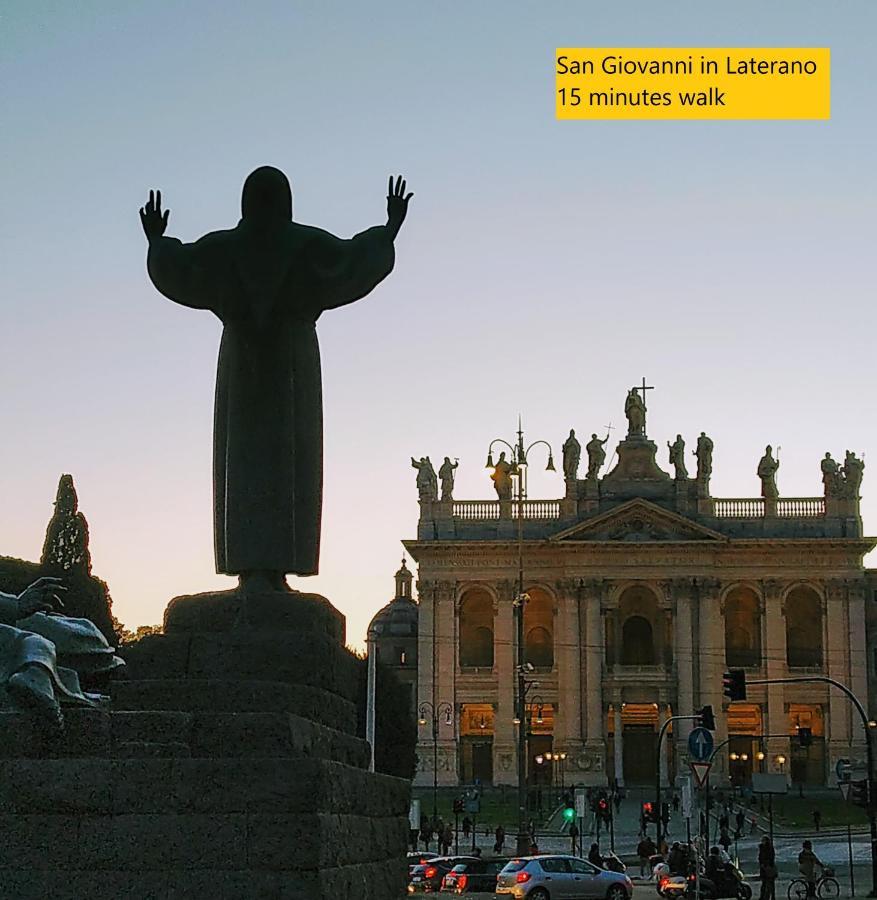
[659,702,670,787]
[435,580,458,785]
[763,580,789,768]
[614,704,625,788]
[584,580,606,754]
[672,579,695,771]
[825,580,851,752]
[493,581,516,786]
[697,578,726,781]
[414,580,437,787]
[555,580,583,754]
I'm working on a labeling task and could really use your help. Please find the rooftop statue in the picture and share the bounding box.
[841,450,865,499]
[624,388,646,438]
[821,452,840,497]
[438,457,459,501]
[757,445,779,499]
[142,170,412,593]
[667,434,688,480]
[411,457,438,502]
[491,452,514,501]
[562,429,581,480]
[585,433,608,480]
[694,431,714,481]
[0,577,124,733]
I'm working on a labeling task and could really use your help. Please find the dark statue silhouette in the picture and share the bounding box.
[141,167,412,593]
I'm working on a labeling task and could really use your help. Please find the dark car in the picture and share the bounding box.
[408,851,440,877]
[441,857,509,893]
[408,856,477,894]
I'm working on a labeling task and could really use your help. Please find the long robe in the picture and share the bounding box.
[147,220,394,576]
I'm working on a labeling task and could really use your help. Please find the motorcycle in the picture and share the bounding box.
[602,851,626,873]
[687,862,753,900]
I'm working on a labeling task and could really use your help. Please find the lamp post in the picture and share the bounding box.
[419,700,454,828]
[486,420,555,856]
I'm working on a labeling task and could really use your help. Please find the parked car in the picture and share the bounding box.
[408,856,477,894]
[440,856,509,893]
[496,854,633,899]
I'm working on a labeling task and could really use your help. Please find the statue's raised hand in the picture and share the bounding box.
[386,175,413,239]
[139,189,170,241]
[17,577,67,619]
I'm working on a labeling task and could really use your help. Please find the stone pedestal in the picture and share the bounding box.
[0,589,410,899]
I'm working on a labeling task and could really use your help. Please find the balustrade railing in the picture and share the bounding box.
[713,498,765,518]
[451,499,561,520]
[452,500,501,520]
[777,497,825,517]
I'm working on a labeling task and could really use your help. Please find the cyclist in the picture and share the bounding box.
[797,840,824,898]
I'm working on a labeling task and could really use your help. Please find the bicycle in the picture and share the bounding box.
[787,867,840,900]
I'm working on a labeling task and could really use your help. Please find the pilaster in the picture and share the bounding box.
[583,579,605,751]
[697,578,726,778]
[763,579,788,739]
[670,579,695,768]
[493,580,516,786]
[555,579,583,754]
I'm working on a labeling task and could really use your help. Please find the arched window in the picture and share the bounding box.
[786,586,823,668]
[524,588,554,668]
[621,615,654,665]
[725,587,762,668]
[459,589,494,667]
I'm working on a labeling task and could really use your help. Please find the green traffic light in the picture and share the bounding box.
[563,806,576,821]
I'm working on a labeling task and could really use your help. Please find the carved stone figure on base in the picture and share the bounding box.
[0,577,124,733]
[142,170,412,594]
[667,435,688,480]
[491,452,513,501]
[694,432,714,481]
[438,457,458,501]
[757,445,779,499]
[586,433,608,480]
[624,389,646,438]
[412,457,438,502]
[841,450,865,498]
[562,430,581,481]
[821,452,840,497]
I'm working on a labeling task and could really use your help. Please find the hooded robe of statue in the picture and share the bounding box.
[146,166,395,576]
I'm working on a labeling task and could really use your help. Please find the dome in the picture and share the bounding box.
[368,557,418,639]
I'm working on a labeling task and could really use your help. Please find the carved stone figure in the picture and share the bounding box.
[141,170,412,592]
[841,450,865,498]
[438,457,458,501]
[624,388,646,438]
[412,457,438,502]
[694,432,714,481]
[562,430,581,480]
[757,445,779,499]
[667,434,688,480]
[585,433,608,480]
[821,452,840,497]
[0,577,124,732]
[491,452,513,501]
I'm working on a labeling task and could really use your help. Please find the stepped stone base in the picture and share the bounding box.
[0,588,410,899]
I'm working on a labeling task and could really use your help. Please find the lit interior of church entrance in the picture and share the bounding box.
[459,703,494,784]
[608,703,671,785]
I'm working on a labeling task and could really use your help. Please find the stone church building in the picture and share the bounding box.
[402,392,875,789]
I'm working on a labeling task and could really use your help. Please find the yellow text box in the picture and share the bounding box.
[556,48,830,120]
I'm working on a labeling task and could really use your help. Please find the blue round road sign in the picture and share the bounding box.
[688,727,714,761]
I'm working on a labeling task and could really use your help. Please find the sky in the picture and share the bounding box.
[2,1,875,650]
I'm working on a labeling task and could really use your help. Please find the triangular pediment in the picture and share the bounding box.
[550,499,727,543]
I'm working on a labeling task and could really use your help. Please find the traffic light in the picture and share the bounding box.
[597,797,610,822]
[642,801,657,823]
[563,797,576,822]
[797,727,812,748]
[699,704,716,731]
[453,798,464,815]
[850,779,871,809]
[723,669,747,701]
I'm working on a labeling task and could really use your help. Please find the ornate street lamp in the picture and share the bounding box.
[486,420,555,855]
[419,700,454,827]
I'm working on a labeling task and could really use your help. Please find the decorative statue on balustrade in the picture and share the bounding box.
[586,433,609,480]
[438,457,458,501]
[822,450,865,499]
[562,429,581,481]
[757,445,779,499]
[624,388,646,438]
[694,431,713,482]
[667,434,688,480]
[411,456,438,502]
[491,451,514,501]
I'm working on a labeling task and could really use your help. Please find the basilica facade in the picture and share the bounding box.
[404,395,875,789]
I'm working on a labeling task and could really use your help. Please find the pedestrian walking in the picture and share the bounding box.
[441,824,453,855]
[758,836,777,900]
[589,842,604,868]
[735,808,745,837]
[494,824,505,854]
[637,835,657,878]
[812,809,822,832]
[569,821,580,854]
[462,816,471,838]
[614,790,622,814]
[719,826,732,855]
[798,840,824,898]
